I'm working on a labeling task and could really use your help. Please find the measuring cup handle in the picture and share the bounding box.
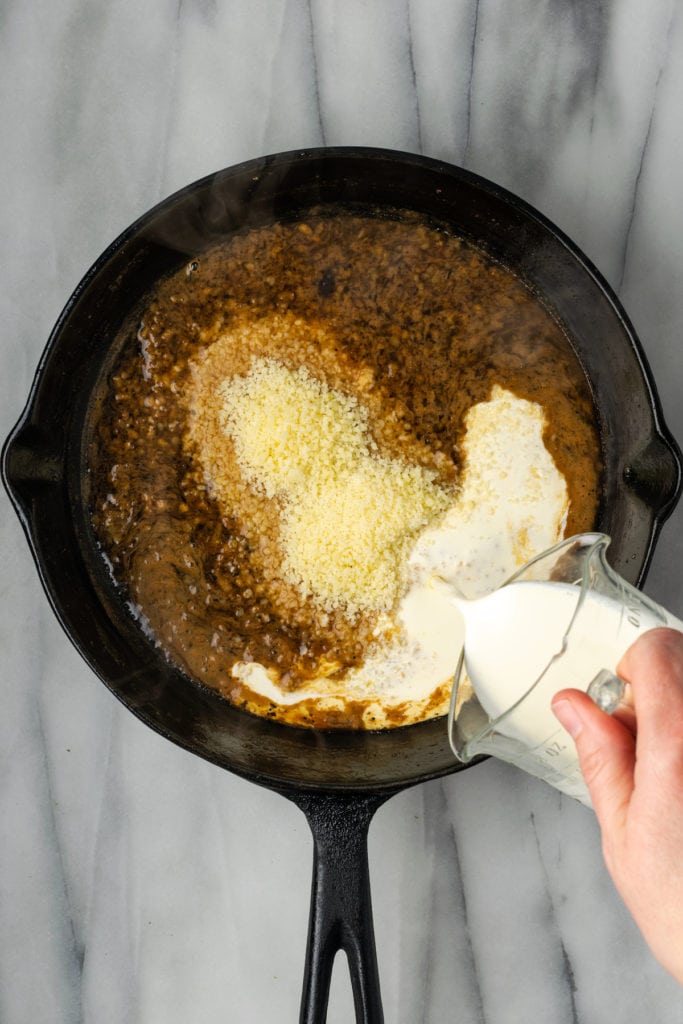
[587,669,627,713]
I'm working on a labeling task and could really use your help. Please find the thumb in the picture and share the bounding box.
[551,690,635,831]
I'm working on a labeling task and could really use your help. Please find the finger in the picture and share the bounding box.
[611,682,637,736]
[552,689,635,832]
[617,628,683,759]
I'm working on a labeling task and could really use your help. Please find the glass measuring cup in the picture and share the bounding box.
[448,532,683,805]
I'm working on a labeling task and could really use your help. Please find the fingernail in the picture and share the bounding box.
[552,699,583,738]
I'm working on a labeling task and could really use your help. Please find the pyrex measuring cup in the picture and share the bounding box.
[448,533,683,805]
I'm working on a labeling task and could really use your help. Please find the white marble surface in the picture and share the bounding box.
[3,2,683,1021]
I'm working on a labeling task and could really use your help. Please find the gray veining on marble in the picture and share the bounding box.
[3,1,683,1021]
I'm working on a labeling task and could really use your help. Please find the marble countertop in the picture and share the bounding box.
[3,2,683,1021]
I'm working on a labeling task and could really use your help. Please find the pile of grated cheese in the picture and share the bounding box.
[218,358,452,617]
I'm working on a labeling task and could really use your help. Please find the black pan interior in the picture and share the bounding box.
[3,147,681,793]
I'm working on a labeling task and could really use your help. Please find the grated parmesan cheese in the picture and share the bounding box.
[218,358,452,616]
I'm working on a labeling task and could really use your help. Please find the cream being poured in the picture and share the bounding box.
[227,382,570,727]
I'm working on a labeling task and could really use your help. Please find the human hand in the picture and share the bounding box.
[552,627,683,985]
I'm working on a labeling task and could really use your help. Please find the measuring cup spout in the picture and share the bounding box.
[427,574,468,607]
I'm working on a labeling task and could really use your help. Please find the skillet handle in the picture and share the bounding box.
[289,790,389,1024]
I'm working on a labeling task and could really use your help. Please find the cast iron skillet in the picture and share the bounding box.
[3,148,681,1023]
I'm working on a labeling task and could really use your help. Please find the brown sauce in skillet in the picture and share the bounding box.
[88,209,602,728]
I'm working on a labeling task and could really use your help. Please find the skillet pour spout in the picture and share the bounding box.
[625,434,681,517]
[2,148,681,1024]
